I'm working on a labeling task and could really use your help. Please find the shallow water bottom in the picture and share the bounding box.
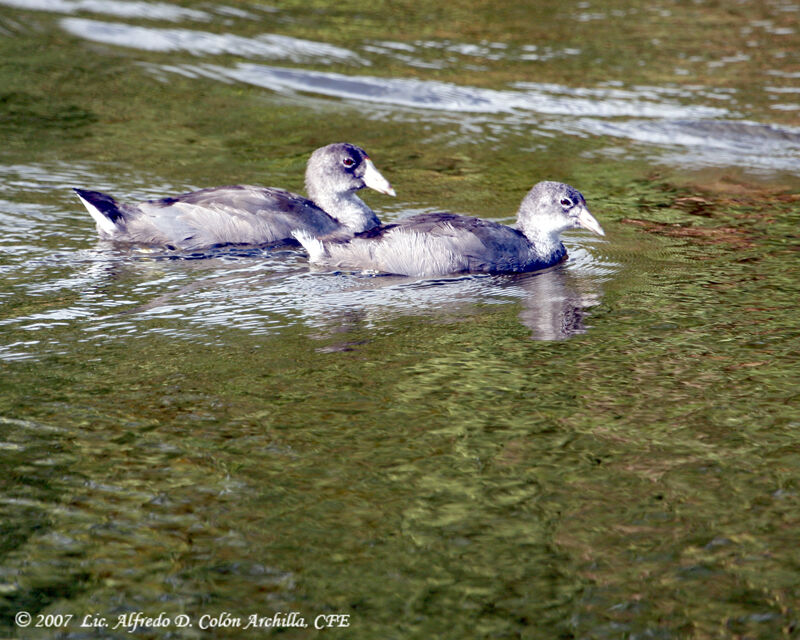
[2,200,799,638]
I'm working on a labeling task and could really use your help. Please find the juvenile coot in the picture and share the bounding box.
[293,181,603,277]
[74,143,395,250]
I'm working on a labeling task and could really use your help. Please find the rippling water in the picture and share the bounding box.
[45,6,800,175]
[1,0,799,638]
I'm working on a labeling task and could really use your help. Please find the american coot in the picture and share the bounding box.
[293,181,604,277]
[74,143,395,250]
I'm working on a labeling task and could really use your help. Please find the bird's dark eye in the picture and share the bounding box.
[342,157,356,167]
[560,198,572,207]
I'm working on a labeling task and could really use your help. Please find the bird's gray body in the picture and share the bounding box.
[77,185,341,249]
[295,181,603,277]
[75,143,395,250]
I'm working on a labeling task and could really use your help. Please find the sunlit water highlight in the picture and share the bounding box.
[0,0,212,21]
[61,18,369,65]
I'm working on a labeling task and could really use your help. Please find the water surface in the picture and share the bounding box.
[1,0,799,638]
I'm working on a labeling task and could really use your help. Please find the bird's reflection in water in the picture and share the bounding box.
[504,266,602,340]
[300,259,605,344]
[65,242,607,345]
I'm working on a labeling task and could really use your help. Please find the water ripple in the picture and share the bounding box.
[61,18,369,65]
[37,0,799,174]
[365,38,583,68]
[0,0,211,21]
[573,119,800,173]
[0,161,185,200]
[149,62,800,173]
[176,62,728,119]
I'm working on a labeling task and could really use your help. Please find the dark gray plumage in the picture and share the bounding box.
[74,143,395,250]
[294,181,604,277]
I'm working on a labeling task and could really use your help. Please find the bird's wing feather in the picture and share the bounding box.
[126,186,338,248]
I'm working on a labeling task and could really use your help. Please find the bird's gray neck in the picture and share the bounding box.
[518,222,565,263]
[308,189,379,233]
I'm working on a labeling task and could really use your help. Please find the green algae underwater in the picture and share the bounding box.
[1,0,799,638]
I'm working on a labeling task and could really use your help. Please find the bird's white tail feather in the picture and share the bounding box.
[75,192,119,235]
[292,230,327,262]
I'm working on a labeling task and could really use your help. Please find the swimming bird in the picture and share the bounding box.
[293,181,603,277]
[74,143,395,250]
